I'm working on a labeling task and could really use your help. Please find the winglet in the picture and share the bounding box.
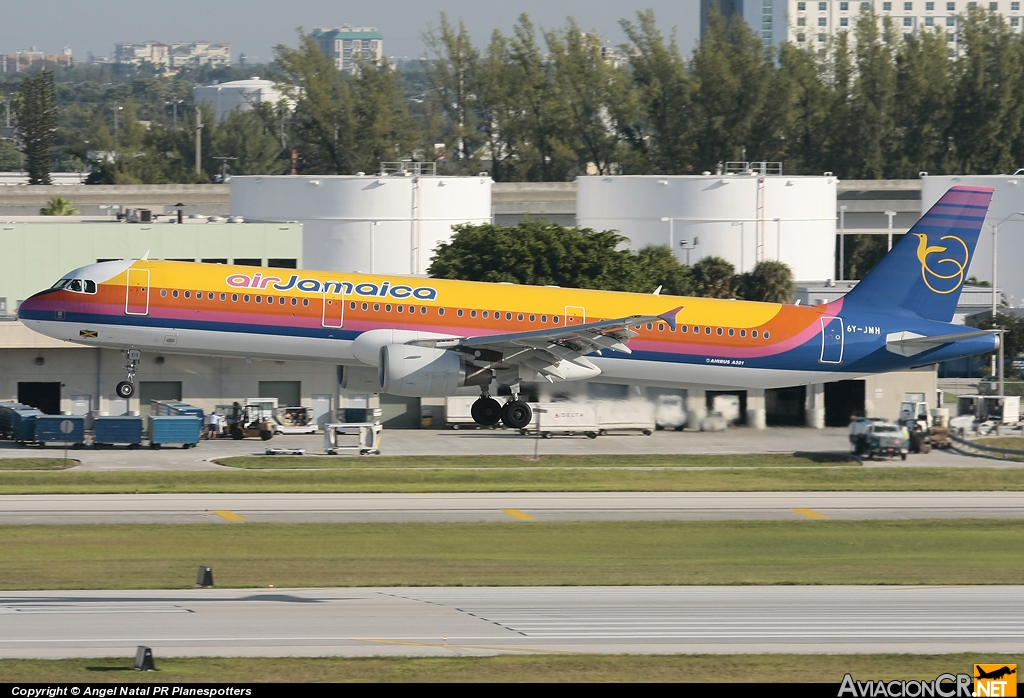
[658,306,683,331]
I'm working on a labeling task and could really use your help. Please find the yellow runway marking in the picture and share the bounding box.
[212,510,246,522]
[502,508,536,521]
[792,508,829,519]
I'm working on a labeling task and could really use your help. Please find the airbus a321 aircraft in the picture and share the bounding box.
[18,185,997,429]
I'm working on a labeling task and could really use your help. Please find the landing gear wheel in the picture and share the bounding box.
[500,400,533,430]
[471,397,502,426]
[116,381,134,399]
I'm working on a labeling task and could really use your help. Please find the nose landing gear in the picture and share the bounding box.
[116,348,141,399]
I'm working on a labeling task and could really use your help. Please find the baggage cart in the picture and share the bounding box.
[148,415,202,449]
[0,402,27,439]
[35,415,86,446]
[324,422,382,455]
[93,416,144,449]
[11,408,44,445]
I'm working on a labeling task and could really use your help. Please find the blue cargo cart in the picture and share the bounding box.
[11,408,44,445]
[93,416,144,449]
[35,415,86,447]
[148,415,201,449]
[0,403,28,439]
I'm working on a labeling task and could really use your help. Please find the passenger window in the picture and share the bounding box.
[729,328,735,336]
[439,308,445,316]
[255,296,262,303]
[470,310,477,318]
[740,329,746,337]
[716,328,723,336]
[421,307,427,314]
[505,312,512,320]
[658,323,665,331]
[184,291,190,299]
[483,311,489,319]
[529,314,535,322]
[161,289,167,297]
[302,299,309,306]
[398,305,404,313]
[705,327,711,334]
[207,292,214,300]
[553,316,560,324]
[518,313,524,321]
[244,295,250,303]
[752,330,758,338]
[373,303,380,311]
[681,325,688,333]
[362,302,368,311]
[220,293,226,301]
[350,302,356,310]
[541,315,548,323]
[231,294,238,302]
[386,304,392,312]
[279,297,285,304]
[646,323,653,330]
[457,309,463,317]
[764,330,771,339]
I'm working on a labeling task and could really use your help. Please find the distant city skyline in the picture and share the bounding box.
[1,0,700,64]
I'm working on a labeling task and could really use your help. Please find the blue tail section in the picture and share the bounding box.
[843,185,994,322]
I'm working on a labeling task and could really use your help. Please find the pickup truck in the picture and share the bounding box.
[850,419,910,460]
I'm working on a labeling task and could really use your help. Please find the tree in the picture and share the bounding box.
[39,196,78,215]
[690,256,738,298]
[16,69,58,185]
[428,220,692,294]
[0,138,20,170]
[210,106,287,176]
[736,260,795,303]
[620,10,692,174]
[424,15,482,165]
[967,311,1024,368]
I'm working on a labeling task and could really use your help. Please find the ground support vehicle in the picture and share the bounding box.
[654,394,686,431]
[523,402,602,439]
[594,400,655,436]
[92,416,143,449]
[0,403,29,439]
[850,420,910,460]
[148,415,201,449]
[272,406,318,435]
[221,403,274,440]
[324,422,382,455]
[898,401,932,454]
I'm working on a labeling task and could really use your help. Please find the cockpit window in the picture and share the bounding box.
[52,278,97,294]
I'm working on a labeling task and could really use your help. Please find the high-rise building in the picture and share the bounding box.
[1,47,73,73]
[114,41,230,71]
[310,26,383,74]
[702,0,1024,53]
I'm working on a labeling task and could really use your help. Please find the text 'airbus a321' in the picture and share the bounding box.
[18,185,998,429]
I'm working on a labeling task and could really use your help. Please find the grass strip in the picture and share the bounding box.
[2,519,1023,589]
[0,458,77,470]
[0,653,1016,683]
[3,465,1024,494]
[216,453,855,469]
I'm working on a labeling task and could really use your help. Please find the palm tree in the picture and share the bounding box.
[39,196,79,216]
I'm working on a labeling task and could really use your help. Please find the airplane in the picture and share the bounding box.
[975,666,1017,681]
[17,185,998,430]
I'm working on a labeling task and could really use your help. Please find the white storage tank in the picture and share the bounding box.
[231,174,492,275]
[193,79,290,122]
[922,174,1024,307]
[576,174,837,280]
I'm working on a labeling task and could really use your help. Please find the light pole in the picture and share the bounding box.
[989,211,1024,376]
[212,156,237,182]
[679,237,699,266]
[838,205,847,281]
[885,210,896,251]
[660,217,675,254]
[112,105,123,149]
[195,109,204,175]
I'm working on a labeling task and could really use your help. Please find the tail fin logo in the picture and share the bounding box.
[915,233,969,295]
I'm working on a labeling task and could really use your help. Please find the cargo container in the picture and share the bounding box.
[35,415,86,446]
[11,408,44,444]
[93,416,144,448]
[148,415,201,448]
[0,402,28,439]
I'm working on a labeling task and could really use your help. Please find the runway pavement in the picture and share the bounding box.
[1,586,1021,658]
[2,491,1023,523]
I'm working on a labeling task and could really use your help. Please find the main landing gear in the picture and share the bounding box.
[470,389,533,430]
[116,348,141,399]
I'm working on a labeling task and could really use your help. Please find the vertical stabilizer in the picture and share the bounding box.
[842,185,993,322]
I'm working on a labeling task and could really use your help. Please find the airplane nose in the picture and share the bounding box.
[17,291,49,320]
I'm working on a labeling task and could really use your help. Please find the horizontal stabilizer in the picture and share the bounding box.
[885,329,994,357]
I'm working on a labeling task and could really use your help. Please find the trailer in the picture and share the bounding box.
[148,415,202,449]
[594,400,655,436]
[11,408,44,445]
[272,406,318,435]
[525,402,602,439]
[151,400,204,420]
[92,416,144,449]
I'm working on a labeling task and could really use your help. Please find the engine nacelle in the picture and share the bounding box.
[351,329,461,365]
[379,344,490,397]
[339,365,380,392]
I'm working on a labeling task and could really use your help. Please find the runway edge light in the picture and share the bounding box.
[134,645,155,671]
[197,565,214,587]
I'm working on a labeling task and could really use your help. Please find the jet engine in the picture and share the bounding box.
[379,344,491,397]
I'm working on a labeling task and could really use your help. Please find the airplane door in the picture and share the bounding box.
[125,269,150,316]
[565,305,587,326]
[820,316,844,364]
[322,290,345,328]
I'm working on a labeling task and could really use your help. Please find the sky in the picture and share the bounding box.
[1,0,701,64]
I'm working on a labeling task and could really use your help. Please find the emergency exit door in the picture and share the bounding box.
[565,306,587,326]
[322,291,345,328]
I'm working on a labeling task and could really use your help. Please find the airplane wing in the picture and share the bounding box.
[885,329,995,357]
[412,306,682,382]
